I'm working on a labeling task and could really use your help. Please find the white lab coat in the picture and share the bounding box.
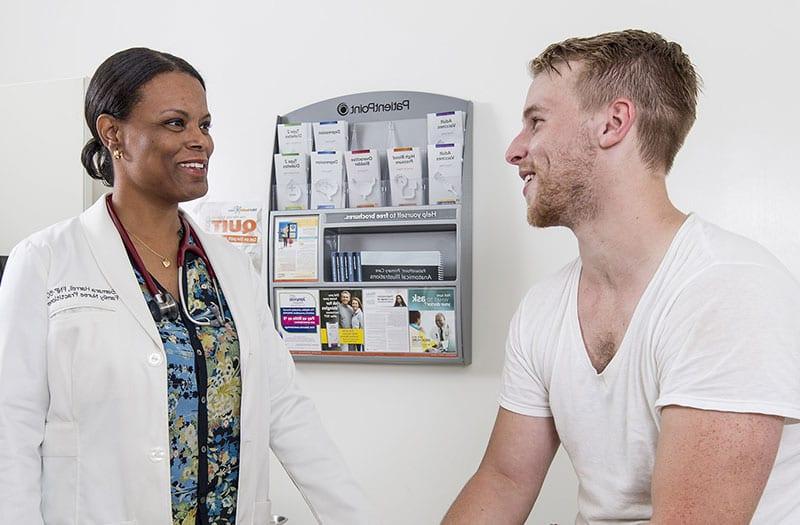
[0,196,371,525]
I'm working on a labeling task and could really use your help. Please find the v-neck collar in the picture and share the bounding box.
[570,214,697,377]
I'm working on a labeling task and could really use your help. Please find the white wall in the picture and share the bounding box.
[2,1,799,523]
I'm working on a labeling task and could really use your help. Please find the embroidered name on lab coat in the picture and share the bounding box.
[47,284,119,308]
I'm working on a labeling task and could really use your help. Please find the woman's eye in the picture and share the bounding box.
[200,121,212,132]
[165,119,185,129]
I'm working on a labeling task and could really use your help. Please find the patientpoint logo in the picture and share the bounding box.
[335,99,411,116]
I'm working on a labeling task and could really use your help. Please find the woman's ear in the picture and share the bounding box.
[96,114,120,150]
[598,98,635,149]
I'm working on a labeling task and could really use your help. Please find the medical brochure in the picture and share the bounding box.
[310,151,346,209]
[273,215,319,282]
[274,153,309,211]
[277,122,313,154]
[387,146,424,206]
[427,110,465,145]
[191,201,264,274]
[275,289,321,352]
[278,286,457,356]
[427,143,463,205]
[313,120,349,152]
[345,149,382,207]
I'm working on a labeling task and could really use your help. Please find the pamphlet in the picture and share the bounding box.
[276,289,321,352]
[345,149,383,207]
[387,147,424,206]
[362,288,410,353]
[319,288,364,351]
[191,201,264,274]
[277,122,313,155]
[273,215,319,282]
[313,120,349,152]
[311,151,346,209]
[408,288,456,353]
[427,143,463,205]
[274,153,309,211]
[427,110,465,145]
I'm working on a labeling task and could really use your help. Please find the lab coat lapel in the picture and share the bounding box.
[80,195,162,349]
[183,213,252,378]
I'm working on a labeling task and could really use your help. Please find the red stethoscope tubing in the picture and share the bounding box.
[104,194,216,299]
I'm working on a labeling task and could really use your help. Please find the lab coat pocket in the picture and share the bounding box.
[41,421,79,524]
[253,500,272,524]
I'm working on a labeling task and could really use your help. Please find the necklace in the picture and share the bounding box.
[129,231,172,268]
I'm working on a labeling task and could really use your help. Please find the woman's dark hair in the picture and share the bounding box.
[409,310,421,324]
[81,48,205,186]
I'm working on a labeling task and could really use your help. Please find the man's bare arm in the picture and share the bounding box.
[442,407,560,524]
[650,406,783,524]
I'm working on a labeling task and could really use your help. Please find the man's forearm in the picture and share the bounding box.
[442,467,538,524]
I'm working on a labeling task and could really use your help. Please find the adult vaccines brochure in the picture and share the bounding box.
[427,110,465,145]
[427,143,463,205]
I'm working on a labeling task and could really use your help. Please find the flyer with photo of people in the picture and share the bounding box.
[407,288,456,353]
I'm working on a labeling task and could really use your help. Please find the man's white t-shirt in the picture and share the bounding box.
[499,215,800,524]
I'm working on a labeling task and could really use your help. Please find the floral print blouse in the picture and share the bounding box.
[133,233,242,525]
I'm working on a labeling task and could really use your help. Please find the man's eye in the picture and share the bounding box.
[531,117,542,130]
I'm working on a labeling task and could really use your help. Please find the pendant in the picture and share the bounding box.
[162,259,171,268]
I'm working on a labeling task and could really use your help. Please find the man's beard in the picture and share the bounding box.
[527,130,599,229]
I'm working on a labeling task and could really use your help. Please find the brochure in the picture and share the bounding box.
[276,289,321,352]
[362,288,410,353]
[408,288,456,353]
[191,201,264,274]
[273,215,319,282]
[319,288,364,351]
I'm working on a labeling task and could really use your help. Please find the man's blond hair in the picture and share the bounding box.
[531,29,700,173]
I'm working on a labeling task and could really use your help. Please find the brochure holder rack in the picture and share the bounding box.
[268,91,472,365]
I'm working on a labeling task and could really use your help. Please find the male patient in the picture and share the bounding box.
[444,29,800,524]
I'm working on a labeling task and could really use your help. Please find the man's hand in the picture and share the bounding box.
[442,407,560,524]
[650,406,783,524]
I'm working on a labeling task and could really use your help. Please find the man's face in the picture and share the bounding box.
[505,65,599,229]
[435,314,445,328]
[339,291,351,304]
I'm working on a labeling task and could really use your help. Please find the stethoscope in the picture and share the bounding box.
[105,194,226,327]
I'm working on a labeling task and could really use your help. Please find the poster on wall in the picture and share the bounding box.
[275,289,321,352]
[191,201,264,273]
[273,215,319,282]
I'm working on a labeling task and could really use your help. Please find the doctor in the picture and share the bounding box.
[0,48,371,525]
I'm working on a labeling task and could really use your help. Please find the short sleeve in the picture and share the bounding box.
[499,295,552,418]
[655,263,800,423]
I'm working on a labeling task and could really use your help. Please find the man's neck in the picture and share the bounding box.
[573,182,686,293]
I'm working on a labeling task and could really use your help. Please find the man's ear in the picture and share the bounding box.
[598,98,635,149]
[96,114,121,150]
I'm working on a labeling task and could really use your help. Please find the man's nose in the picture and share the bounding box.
[505,131,528,166]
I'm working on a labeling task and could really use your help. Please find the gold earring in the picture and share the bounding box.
[112,149,123,160]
